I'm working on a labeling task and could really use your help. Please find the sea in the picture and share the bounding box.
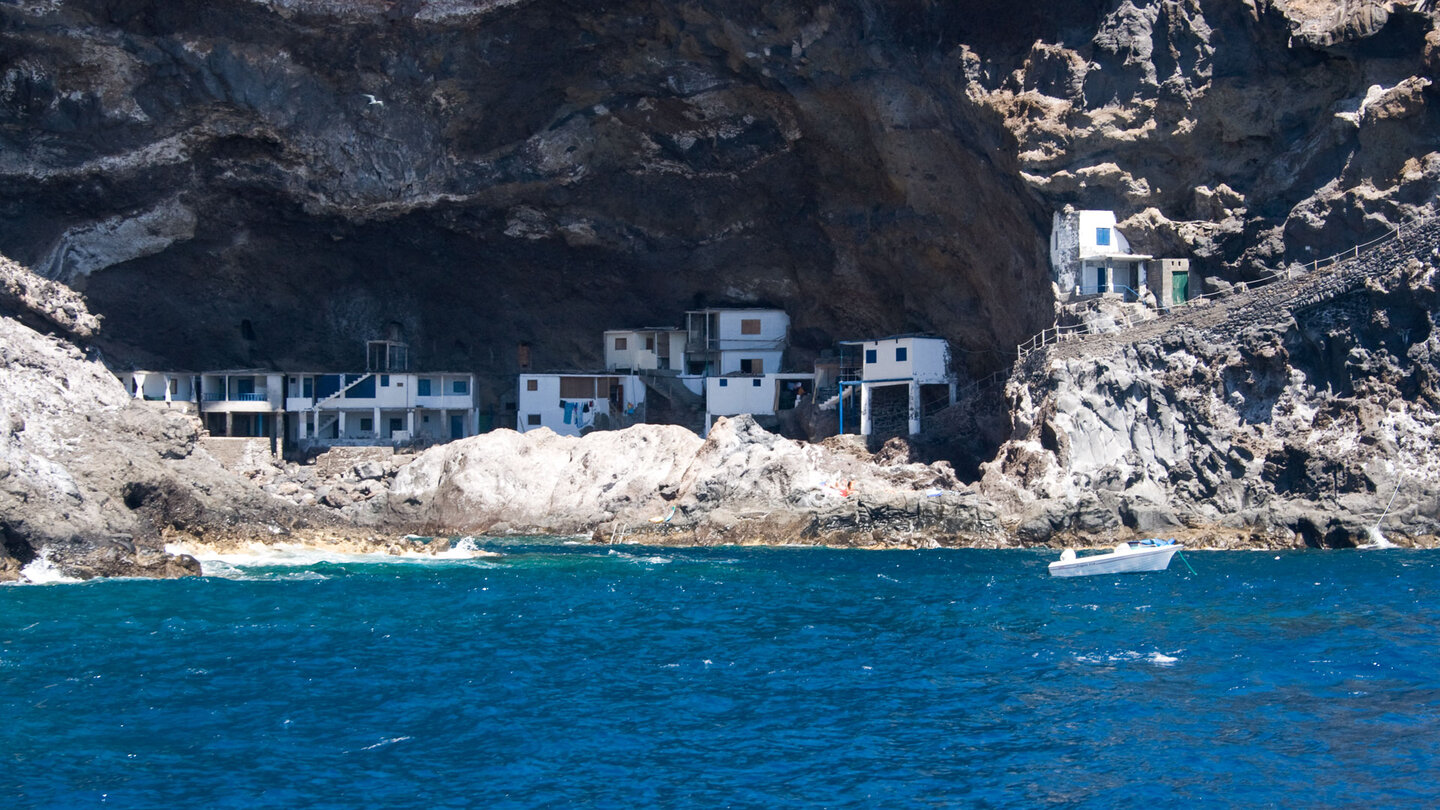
[3,539,1438,809]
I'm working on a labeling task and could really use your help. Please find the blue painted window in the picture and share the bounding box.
[865,349,877,364]
[417,378,432,396]
[1096,227,1111,246]
[452,379,469,395]
[719,379,728,387]
[752,379,762,387]
[380,374,390,387]
[896,347,907,362]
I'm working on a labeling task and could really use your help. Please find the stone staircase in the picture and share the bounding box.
[637,370,706,433]
[1022,216,1440,367]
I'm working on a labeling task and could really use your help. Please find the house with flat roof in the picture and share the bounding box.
[282,339,479,448]
[704,372,815,436]
[842,336,956,443]
[284,370,477,447]
[683,308,789,376]
[118,370,199,414]
[114,338,480,454]
[604,328,688,373]
[517,372,646,437]
[198,370,287,440]
[1050,209,1153,300]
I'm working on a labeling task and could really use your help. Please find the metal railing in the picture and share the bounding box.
[1071,284,1143,300]
[1015,214,1434,362]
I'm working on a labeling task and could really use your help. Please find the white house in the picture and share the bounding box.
[845,336,956,440]
[284,371,477,446]
[109,340,479,453]
[604,328,688,372]
[197,370,287,440]
[703,372,815,435]
[1050,209,1153,299]
[118,370,199,414]
[683,308,789,376]
[517,372,646,437]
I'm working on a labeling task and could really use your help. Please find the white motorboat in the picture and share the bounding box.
[1048,539,1184,577]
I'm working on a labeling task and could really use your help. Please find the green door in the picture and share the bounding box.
[1172,271,1189,304]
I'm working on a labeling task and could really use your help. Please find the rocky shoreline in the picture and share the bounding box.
[6,227,1440,583]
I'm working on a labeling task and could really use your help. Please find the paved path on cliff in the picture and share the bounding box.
[1025,217,1440,368]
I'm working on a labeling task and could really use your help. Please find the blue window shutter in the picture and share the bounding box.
[719,379,728,387]
[865,349,877,364]
[1096,227,1111,246]
[896,347,907,362]
[752,378,762,387]
[417,378,431,396]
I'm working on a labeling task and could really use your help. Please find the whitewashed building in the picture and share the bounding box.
[517,372,646,437]
[848,336,956,441]
[118,370,198,414]
[604,328,688,372]
[703,372,815,435]
[284,371,477,446]
[198,370,287,440]
[111,341,479,452]
[683,308,789,376]
[1050,209,1153,299]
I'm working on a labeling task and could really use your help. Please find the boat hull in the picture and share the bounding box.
[1048,544,1181,577]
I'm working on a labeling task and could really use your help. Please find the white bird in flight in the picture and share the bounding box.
[362,94,384,107]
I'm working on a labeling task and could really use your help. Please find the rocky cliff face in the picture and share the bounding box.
[3,1,1436,413]
[0,254,337,580]
[4,1,1440,565]
[982,218,1440,548]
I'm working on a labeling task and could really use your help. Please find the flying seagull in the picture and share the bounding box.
[362,94,384,107]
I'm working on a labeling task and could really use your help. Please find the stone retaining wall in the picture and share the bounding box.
[198,437,278,473]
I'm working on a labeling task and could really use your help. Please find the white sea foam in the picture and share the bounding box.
[1359,526,1398,550]
[165,540,499,577]
[1076,650,1180,667]
[17,554,81,585]
[360,736,412,751]
[607,549,672,565]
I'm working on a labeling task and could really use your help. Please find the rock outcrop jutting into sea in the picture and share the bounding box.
[984,219,1440,548]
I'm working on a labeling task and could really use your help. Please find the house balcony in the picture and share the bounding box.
[415,394,473,410]
[200,392,280,412]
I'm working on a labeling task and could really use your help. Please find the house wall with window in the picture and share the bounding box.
[705,375,776,419]
[703,372,815,435]
[603,329,687,372]
[859,337,950,384]
[118,370,198,410]
[517,373,646,437]
[199,372,285,412]
[283,371,478,447]
[1050,209,1154,298]
[840,337,957,441]
[683,308,789,375]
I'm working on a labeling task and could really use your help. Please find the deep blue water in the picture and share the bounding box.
[3,542,1439,809]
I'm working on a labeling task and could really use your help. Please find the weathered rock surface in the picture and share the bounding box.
[974,0,1440,286]
[982,219,1440,548]
[7,1,1437,412]
[6,2,1440,569]
[381,414,1000,548]
[0,258,336,580]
